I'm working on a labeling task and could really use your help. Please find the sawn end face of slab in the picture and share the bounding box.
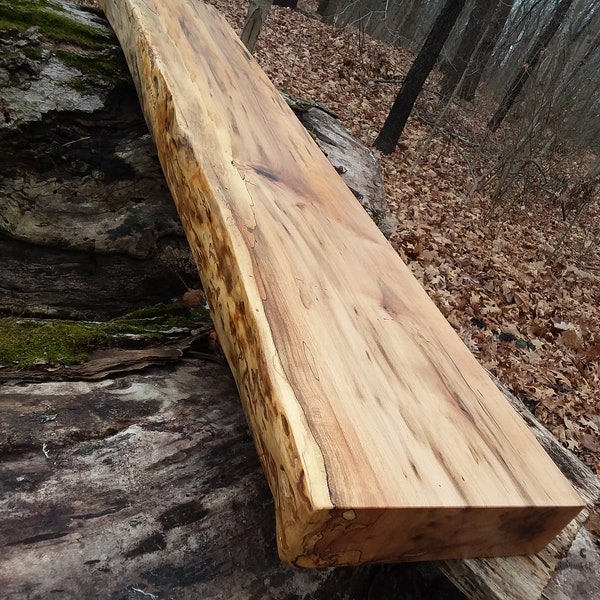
[99,0,584,567]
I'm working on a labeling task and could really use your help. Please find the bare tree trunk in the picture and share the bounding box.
[458,0,515,101]
[488,0,575,131]
[240,0,274,53]
[317,0,342,24]
[374,0,466,154]
[439,0,494,102]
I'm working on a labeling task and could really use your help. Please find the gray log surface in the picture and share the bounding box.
[0,1,198,319]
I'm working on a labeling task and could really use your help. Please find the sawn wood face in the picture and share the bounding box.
[99,0,584,567]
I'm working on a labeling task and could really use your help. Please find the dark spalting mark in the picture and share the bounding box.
[375,339,396,375]
[427,343,539,500]
[493,452,535,504]
[280,414,290,437]
[353,380,365,405]
[254,167,279,182]
[236,299,246,315]
[410,461,421,480]
[7,531,69,546]
[432,448,470,504]
[295,469,315,513]
[449,389,476,426]
[158,500,209,531]
[124,531,167,558]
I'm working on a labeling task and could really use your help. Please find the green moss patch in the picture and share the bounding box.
[56,46,126,89]
[0,0,111,49]
[56,47,122,78]
[0,304,210,369]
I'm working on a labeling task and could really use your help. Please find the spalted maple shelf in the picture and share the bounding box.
[99,0,584,567]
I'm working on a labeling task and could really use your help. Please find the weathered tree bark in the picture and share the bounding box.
[240,0,273,53]
[317,0,337,23]
[374,0,467,154]
[457,0,515,101]
[0,0,201,319]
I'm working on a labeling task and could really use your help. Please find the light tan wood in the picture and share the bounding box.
[99,0,584,567]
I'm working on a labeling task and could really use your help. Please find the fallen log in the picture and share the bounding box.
[99,0,583,567]
[0,0,198,319]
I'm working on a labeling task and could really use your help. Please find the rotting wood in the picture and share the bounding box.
[98,0,584,567]
[0,1,199,319]
[1,359,598,598]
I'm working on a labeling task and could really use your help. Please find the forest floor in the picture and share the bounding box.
[80,1,600,476]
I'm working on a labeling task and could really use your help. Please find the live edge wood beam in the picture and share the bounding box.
[99,0,584,567]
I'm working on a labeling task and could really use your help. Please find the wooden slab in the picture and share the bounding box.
[98,0,584,567]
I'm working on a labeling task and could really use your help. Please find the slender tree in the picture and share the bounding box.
[457,0,515,101]
[240,0,273,53]
[374,0,466,154]
[488,0,575,131]
[440,0,494,102]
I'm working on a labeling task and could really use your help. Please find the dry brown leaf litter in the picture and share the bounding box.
[71,0,600,476]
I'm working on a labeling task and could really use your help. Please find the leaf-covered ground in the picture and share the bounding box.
[82,0,600,475]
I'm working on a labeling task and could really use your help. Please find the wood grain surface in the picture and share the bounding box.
[98,0,584,566]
